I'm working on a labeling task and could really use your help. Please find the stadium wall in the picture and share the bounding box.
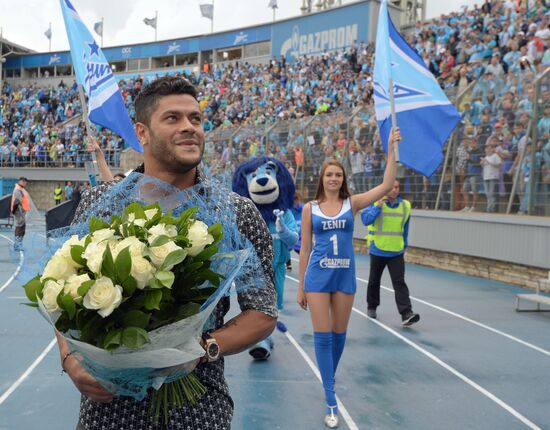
[3,171,548,290]
[1,170,88,209]
[0,149,143,209]
[5,175,547,291]
[353,212,550,292]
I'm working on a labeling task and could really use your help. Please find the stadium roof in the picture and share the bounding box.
[0,36,35,57]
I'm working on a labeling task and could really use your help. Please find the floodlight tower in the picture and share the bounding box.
[390,0,426,26]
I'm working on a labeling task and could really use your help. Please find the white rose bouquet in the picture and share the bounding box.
[22,200,242,422]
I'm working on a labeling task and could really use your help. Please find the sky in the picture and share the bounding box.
[0,0,481,53]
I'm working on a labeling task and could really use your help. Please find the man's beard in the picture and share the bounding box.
[150,130,204,174]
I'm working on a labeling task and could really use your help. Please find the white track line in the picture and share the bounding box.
[0,338,57,406]
[288,260,550,357]
[352,308,542,430]
[354,276,550,357]
[0,234,15,244]
[286,272,542,429]
[0,234,24,294]
[283,329,359,430]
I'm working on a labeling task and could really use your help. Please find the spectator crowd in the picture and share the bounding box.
[1,0,548,214]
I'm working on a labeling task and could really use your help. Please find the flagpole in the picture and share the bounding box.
[273,7,276,21]
[388,77,400,162]
[101,17,104,47]
[77,86,94,141]
[77,85,99,177]
[211,0,214,33]
[48,22,52,52]
[155,10,158,41]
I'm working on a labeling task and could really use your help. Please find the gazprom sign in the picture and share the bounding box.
[272,2,369,60]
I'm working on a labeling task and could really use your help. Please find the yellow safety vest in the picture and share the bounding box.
[54,187,63,201]
[367,199,411,252]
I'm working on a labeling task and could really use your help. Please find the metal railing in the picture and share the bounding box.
[200,69,549,217]
[435,80,476,210]
[0,149,122,168]
[528,67,550,216]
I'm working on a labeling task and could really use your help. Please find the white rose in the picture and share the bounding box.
[82,241,107,274]
[131,256,156,289]
[56,235,85,268]
[83,277,123,318]
[41,254,78,282]
[187,220,215,257]
[134,219,146,227]
[148,223,178,244]
[128,213,147,227]
[148,241,185,269]
[144,208,160,220]
[92,228,117,243]
[42,279,64,312]
[115,236,146,258]
[64,273,91,301]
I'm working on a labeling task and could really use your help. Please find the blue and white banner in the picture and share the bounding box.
[60,0,142,153]
[374,0,460,177]
[271,2,368,60]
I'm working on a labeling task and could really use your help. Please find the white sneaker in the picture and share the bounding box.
[459,207,469,212]
[467,206,475,212]
[324,405,339,428]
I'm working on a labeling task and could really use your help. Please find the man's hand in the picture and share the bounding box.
[64,355,114,403]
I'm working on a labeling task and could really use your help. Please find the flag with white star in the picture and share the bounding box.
[59,0,142,153]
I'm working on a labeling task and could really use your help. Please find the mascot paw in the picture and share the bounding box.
[273,209,285,232]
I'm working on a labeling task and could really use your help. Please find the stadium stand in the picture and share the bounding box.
[0,0,548,215]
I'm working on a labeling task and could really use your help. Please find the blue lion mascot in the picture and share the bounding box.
[232,156,299,360]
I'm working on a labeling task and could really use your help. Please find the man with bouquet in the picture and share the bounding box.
[56,76,277,429]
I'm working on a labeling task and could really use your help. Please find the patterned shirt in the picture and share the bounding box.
[72,168,277,430]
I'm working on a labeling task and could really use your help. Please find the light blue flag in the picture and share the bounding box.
[374,0,460,177]
[60,0,142,153]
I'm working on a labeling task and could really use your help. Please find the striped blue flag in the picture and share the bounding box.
[374,0,460,177]
[60,0,142,153]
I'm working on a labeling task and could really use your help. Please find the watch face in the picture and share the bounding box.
[207,342,220,360]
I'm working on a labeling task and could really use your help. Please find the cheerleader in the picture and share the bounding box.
[297,128,400,428]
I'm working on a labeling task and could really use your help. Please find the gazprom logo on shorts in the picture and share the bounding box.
[320,256,351,269]
[281,24,358,58]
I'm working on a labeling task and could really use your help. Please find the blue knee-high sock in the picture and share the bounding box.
[314,332,337,414]
[332,331,347,376]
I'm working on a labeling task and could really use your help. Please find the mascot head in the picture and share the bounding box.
[232,156,295,224]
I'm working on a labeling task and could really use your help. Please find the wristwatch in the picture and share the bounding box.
[201,333,220,362]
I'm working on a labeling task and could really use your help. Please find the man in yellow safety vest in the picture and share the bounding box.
[361,180,420,326]
[54,184,63,205]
